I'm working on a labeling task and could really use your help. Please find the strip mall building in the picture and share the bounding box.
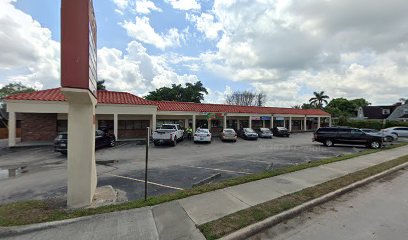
[5,88,331,146]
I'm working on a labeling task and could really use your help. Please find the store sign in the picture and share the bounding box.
[275,117,284,121]
[252,116,271,121]
[260,116,271,120]
[61,0,97,97]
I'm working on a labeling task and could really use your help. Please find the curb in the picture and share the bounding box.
[220,161,408,240]
[0,215,94,238]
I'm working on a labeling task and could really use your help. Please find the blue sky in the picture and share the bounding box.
[1,0,408,106]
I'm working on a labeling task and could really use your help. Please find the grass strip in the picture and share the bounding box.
[1,142,407,226]
[198,154,408,240]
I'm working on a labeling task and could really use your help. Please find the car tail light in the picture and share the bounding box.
[169,134,173,140]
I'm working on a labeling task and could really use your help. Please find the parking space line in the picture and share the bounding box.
[183,165,253,175]
[104,173,184,190]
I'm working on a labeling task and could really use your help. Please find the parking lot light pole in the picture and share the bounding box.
[145,127,149,201]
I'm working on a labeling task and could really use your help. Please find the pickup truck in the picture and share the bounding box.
[152,124,184,146]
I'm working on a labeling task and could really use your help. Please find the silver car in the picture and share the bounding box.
[382,127,408,138]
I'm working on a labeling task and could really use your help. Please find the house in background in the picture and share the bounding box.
[355,103,402,120]
[387,103,408,122]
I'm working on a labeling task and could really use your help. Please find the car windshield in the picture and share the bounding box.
[277,127,287,130]
[362,129,378,133]
[244,128,255,133]
[224,129,235,133]
[260,128,271,133]
[161,125,176,129]
[197,129,209,133]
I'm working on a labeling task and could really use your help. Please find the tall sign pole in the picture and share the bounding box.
[145,127,150,201]
[61,0,98,208]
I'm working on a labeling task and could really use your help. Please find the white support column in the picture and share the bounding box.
[317,117,321,129]
[304,116,307,131]
[152,113,157,132]
[114,113,118,140]
[270,115,274,129]
[249,116,252,129]
[8,111,16,147]
[223,113,227,129]
[262,120,265,128]
[192,114,196,133]
[289,116,292,132]
[283,118,286,128]
[329,117,332,127]
[184,118,189,129]
[237,119,240,129]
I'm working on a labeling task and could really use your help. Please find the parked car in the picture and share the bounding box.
[54,130,116,154]
[219,128,237,142]
[152,124,184,146]
[194,128,212,143]
[382,127,408,138]
[360,128,398,142]
[256,128,273,138]
[272,127,290,137]
[313,127,383,149]
[238,128,258,140]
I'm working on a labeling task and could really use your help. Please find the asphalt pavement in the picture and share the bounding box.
[250,165,408,240]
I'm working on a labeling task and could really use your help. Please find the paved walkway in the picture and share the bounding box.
[2,145,408,240]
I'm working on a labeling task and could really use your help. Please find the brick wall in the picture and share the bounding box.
[118,129,147,139]
[21,113,57,142]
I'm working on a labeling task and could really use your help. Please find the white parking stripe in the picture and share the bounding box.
[183,165,253,175]
[104,173,184,190]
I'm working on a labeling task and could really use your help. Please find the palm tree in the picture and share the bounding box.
[309,91,329,108]
[399,98,408,104]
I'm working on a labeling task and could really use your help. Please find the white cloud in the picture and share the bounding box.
[98,41,199,96]
[113,0,129,10]
[135,0,162,14]
[183,0,408,105]
[0,0,59,89]
[186,12,223,40]
[204,85,232,104]
[121,16,185,50]
[166,0,201,11]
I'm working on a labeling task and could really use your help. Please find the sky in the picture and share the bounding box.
[0,0,408,107]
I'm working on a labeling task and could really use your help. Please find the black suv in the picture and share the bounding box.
[54,130,116,154]
[313,127,383,149]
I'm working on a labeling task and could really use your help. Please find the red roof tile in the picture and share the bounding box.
[157,101,330,116]
[5,88,156,106]
[5,88,330,116]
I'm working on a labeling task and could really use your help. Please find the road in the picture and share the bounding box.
[250,167,408,240]
[0,133,367,203]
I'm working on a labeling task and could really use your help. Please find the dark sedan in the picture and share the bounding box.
[238,128,259,140]
[272,127,290,137]
[54,130,116,154]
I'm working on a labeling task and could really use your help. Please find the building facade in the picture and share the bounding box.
[5,88,331,146]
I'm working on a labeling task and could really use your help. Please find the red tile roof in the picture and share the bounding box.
[5,88,156,106]
[157,101,330,116]
[5,88,330,116]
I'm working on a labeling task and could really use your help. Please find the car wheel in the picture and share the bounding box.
[324,139,334,147]
[370,141,381,149]
[154,142,159,146]
[385,136,393,142]
[109,139,116,147]
[391,132,398,137]
[172,138,177,147]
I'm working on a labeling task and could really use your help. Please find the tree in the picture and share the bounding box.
[97,80,106,90]
[399,98,408,104]
[225,90,267,106]
[0,82,36,99]
[144,81,208,103]
[309,91,330,108]
[324,97,371,118]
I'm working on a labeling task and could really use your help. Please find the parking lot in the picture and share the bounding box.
[0,133,396,204]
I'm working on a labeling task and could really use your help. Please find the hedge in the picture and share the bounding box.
[337,119,408,130]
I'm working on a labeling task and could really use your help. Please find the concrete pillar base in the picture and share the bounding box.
[62,88,97,209]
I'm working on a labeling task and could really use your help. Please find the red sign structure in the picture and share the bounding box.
[61,0,97,97]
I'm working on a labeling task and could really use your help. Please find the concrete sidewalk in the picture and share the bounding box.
[2,145,408,240]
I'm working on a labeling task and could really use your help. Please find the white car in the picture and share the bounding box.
[382,127,408,138]
[194,128,212,143]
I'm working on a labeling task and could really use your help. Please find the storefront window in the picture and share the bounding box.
[57,120,68,133]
